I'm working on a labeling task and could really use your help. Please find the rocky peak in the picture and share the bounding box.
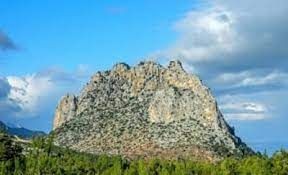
[112,62,130,73]
[53,94,77,130]
[52,60,253,160]
[168,60,185,72]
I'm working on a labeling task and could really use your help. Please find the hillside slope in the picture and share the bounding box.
[0,120,45,139]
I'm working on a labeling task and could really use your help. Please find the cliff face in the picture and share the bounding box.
[52,60,253,160]
[53,95,78,130]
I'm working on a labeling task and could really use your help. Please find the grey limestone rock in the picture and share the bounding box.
[52,60,253,160]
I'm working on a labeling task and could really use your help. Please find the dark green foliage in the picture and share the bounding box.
[0,136,288,175]
[0,133,22,161]
[270,149,288,175]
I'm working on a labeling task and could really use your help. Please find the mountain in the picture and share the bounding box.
[0,120,46,139]
[0,121,6,132]
[52,60,253,160]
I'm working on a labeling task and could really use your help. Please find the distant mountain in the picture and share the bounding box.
[5,122,23,129]
[0,121,7,132]
[53,60,253,161]
[0,120,46,139]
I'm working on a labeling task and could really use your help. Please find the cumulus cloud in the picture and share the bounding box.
[218,94,270,121]
[7,74,56,115]
[0,78,22,117]
[0,30,17,51]
[221,102,267,113]
[225,113,268,121]
[220,101,268,121]
[156,0,288,74]
[160,6,238,63]
[210,70,288,95]
[0,66,90,119]
[154,0,288,122]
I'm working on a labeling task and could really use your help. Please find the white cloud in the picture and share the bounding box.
[7,74,54,115]
[1,65,90,119]
[218,94,270,121]
[156,0,288,75]
[220,102,267,113]
[157,5,238,63]
[225,113,267,121]
[220,101,269,121]
[238,71,288,87]
[214,70,288,89]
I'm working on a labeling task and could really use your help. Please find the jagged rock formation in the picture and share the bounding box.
[52,60,253,160]
[53,95,78,130]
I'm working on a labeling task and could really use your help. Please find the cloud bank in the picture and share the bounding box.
[0,65,90,125]
[158,0,288,73]
[156,0,288,121]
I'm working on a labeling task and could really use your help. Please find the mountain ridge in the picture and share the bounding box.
[0,120,46,139]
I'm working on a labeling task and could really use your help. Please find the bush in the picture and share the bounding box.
[0,134,22,161]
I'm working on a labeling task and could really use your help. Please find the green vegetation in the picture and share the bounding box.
[0,133,22,162]
[0,134,288,175]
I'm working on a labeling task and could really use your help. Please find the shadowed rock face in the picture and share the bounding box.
[52,60,253,160]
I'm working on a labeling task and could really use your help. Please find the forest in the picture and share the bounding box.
[1,132,288,175]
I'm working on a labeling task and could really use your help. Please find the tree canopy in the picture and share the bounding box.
[0,134,288,175]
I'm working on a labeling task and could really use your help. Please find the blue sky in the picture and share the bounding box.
[0,0,197,75]
[1,0,288,154]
